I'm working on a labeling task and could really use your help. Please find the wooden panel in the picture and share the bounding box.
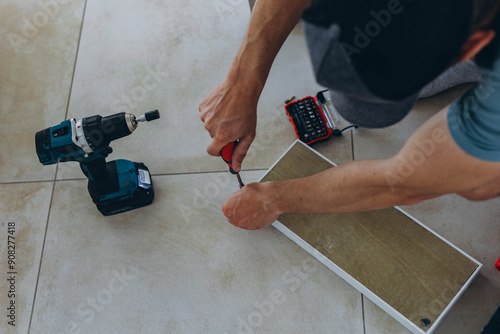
[261,142,479,332]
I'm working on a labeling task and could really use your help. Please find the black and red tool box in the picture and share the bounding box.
[284,95,334,145]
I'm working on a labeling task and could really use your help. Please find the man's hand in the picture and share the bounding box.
[222,182,282,230]
[199,78,259,172]
[199,0,311,170]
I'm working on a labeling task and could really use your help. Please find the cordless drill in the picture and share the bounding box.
[35,110,160,216]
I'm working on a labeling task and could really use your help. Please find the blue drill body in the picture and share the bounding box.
[35,110,160,216]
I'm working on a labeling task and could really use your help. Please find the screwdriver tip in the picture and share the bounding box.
[236,173,244,188]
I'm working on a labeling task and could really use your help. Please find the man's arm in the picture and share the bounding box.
[199,0,312,172]
[222,107,500,230]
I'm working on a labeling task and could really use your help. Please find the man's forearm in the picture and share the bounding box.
[265,159,419,215]
[265,108,500,216]
[228,0,312,89]
[199,0,311,166]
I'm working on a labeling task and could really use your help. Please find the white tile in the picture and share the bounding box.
[0,0,86,182]
[0,182,53,334]
[57,0,250,180]
[31,172,363,333]
[56,1,352,180]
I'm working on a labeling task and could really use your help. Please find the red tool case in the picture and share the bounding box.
[284,96,333,145]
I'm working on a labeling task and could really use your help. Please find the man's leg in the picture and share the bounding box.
[418,60,482,98]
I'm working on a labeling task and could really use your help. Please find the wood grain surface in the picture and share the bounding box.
[261,142,479,332]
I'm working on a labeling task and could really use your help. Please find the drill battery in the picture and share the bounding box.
[87,160,154,216]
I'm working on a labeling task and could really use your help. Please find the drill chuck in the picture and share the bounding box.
[82,112,135,148]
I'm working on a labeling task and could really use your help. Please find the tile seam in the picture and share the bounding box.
[362,294,367,334]
[52,168,270,181]
[28,0,88,332]
[0,180,56,186]
[27,164,58,333]
[62,0,87,121]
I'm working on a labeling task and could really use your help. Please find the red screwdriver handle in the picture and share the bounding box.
[221,141,238,175]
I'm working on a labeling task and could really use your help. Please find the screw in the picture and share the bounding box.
[421,318,431,327]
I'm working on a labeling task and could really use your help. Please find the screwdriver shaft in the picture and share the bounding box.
[236,173,244,188]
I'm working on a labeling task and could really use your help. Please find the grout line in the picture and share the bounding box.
[27,164,59,333]
[1,168,270,186]
[150,168,269,176]
[53,168,269,181]
[62,0,87,121]
[362,294,367,334]
[0,179,57,186]
[28,1,88,332]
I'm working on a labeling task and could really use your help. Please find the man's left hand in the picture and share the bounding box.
[222,182,281,230]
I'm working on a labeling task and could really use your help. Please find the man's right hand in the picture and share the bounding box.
[198,75,261,172]
[199,0,311,171]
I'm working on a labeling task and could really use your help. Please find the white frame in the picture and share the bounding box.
[260,140,482,334]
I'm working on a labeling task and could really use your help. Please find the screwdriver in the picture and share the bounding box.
[220,141,245,188]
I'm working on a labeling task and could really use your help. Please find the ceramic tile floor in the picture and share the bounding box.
[0,1,498,333]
